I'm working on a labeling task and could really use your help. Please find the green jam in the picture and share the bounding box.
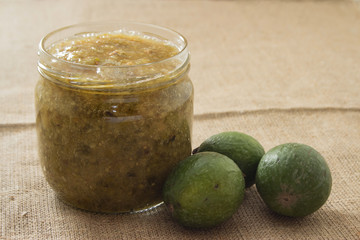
[36,32,193,213]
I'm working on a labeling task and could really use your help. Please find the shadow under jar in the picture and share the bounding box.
[35,22,193,213]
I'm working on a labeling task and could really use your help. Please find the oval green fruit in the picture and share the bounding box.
[194,131,265,188]
[256,143,332,217]
[163,152,245,228]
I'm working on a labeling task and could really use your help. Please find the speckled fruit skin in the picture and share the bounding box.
[162,152,245,228]
[256,143,332,217]
[195,131,265,188]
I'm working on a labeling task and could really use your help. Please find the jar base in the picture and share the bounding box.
[55,194,164,214]
[130,201,164,214]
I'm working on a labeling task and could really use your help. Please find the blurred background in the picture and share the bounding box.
[1,0,360,124]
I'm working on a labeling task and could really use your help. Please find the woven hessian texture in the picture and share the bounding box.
[1,0,360,239]
[1,110,360,239]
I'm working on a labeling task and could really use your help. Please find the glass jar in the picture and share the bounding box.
[35,22,193,213]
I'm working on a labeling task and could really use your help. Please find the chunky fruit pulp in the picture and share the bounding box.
[36,32,193,213]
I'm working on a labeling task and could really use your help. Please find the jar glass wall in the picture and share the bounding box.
[35,22,193,213]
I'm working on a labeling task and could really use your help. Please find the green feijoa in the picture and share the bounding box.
[256,143,332,217]
[194,131,265,187]
[163,152,245,228]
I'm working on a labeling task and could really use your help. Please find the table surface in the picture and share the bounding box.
[1,0,360,239]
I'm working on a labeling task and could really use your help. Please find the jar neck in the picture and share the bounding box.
[38,54,190,93]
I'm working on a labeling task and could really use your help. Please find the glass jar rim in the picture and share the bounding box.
[38,21,188,69]
[37,21,190,92]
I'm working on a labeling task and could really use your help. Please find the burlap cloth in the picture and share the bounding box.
[1,0,360,239]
